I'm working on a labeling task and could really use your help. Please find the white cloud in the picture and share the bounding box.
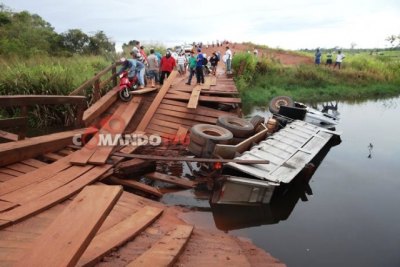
[2,0,400,50]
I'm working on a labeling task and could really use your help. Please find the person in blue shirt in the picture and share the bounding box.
[117,57,145,88]
[195,49,205,85]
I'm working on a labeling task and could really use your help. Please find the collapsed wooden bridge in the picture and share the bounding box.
[0,62,283,266]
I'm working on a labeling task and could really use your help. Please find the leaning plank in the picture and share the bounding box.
[14,185,122,267]
[88,97,142,165]
[202,77,211,90]
[109,176,162,198]
[0,154,73,196]
[0,130,19,141]
[187,85,202,109]
[165,94,242,103]
[77,206,163,267]
[136,70,178,131]
[0,128,96,167]
[145,172,195,189]
[126,224,193,267]
[82,86,119,126]
[0,164,113,229]
[71,102,129,166]
[130,87,158,95]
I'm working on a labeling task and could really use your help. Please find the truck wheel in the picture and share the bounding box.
[216,116,254,138]
[250,115,265,128]
[269,96,294,114]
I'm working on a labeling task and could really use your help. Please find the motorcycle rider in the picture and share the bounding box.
[117,57,145,89]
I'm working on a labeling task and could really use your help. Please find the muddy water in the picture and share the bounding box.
[162,96,400,267]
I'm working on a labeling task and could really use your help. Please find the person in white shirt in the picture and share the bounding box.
[225,46,232,73]
[334,51,345,69]
[176,53,187,75]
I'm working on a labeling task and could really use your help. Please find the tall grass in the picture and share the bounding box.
[0,55,112,127]
[233,52,400,113]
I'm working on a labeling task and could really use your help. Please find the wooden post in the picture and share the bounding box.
[18,105,28,140]
[93,78,101,103]
[112,66,118,87]
[75,103,85,128]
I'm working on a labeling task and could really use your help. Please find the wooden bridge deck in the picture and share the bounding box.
[0,67,283,266]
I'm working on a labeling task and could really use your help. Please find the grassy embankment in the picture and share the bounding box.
[232,50,400,113]
[0,55,111,127]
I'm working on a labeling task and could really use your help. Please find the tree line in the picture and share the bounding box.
[0,4,115,57]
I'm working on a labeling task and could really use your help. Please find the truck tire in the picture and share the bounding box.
[250,115,265,128]
[216,116,254,138]
[190,124,233,143]
[188,141,203,157]
[269,96,294,114]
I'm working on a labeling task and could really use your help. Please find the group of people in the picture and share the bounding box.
[315,48,346,69]
[117,42,234,89]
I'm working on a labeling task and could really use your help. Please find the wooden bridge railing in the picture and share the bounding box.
[68,62,119,103]
[0,95,87,141]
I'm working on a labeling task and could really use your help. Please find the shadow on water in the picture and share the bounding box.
[210,138,341,231]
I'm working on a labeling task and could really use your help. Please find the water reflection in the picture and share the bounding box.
[210,139,340,231]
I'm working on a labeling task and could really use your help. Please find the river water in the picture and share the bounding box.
[163,96,400,267]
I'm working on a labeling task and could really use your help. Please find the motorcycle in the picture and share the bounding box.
[117,71,140,102]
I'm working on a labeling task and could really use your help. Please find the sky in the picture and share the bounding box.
[2,0,400,51]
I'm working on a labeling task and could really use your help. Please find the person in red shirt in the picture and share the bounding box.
[159,51,176,85]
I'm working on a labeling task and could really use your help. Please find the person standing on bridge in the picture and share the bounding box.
[146,48,159,88]
[225,46,232,73]
[209,52,219,76]
[159,51,176,85]
[185,51,197,85]
[195,48,205,85]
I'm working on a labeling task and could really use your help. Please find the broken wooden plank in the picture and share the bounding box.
[88,97,142,165]
[109,176,162,198]
[173,126,188,145]
[14,185,122,267]
[136,70,178,132]
[0,155,73,196]
[126,225,193,267]
[82,88,118,126]
[71,102,129,166]
[187,85,202,109]
[0,128,95,167]
[145,172,195,189]
[1,165,94,204]
[202,77,211,90]
[112,152,269,164]
[77,206,163,267]
[0,164,113,229]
